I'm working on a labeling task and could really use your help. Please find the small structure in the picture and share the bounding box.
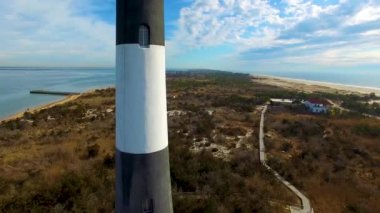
[304,99,330,113]
[30,90,80,96]
[270,98,294,106]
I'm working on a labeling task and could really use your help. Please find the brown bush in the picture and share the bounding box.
[87,144,100,158]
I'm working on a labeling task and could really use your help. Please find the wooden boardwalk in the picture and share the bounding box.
[259,105,313,213]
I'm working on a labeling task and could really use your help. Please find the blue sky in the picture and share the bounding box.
[0,0,379,73]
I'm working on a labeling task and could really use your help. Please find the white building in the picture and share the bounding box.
[304,99,330,113]
[270,98,294,105]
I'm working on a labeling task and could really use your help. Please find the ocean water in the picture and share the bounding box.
[253,70,380,89]
[1,67,380,119]
[0,68,114,119]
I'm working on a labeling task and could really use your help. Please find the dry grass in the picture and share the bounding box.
[266,106,380,212]
[0,74,316,212]
[3,72,378,212]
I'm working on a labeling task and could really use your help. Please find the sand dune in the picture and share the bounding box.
[252,75,380,96]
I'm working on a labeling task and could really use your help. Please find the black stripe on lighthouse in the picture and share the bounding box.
[115,0,172,212]
[116,0,164,45]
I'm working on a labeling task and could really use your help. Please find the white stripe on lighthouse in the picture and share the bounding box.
[116,44,168,154]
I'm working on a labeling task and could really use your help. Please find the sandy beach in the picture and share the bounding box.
[2,75,379,124]
[0,94,81,123]
[0,86,114,123]
[252,75,380,96]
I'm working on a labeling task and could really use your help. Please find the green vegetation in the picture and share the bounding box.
[170,143,272,212]
[342,101,380,116]
[266,107,380,212]
[0,72,296,212]
[308,91,380,116]
[1,71,378,212]
[352,122,380,137]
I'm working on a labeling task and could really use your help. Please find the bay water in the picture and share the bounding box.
[0,67,114,119]
[1,67,380,119]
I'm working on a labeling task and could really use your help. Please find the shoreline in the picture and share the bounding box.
[0,87,113,124]
[252,74,380,96]
[2,73,379,123]
[0,94,81,123]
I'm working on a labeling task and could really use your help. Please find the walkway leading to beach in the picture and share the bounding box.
[258,105,313,213]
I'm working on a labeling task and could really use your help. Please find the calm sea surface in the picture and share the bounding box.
[0,68,114,119]
[1,68,380,119]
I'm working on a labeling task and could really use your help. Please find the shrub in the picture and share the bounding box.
[230,150,257,177]
[87,144,100,158]
[222,127,246,136]
[103,154,115,168]
[352,123,380,137]
[346,203,361,213]
[281,142,293,152]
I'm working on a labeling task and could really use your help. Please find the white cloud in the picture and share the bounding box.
[173,0,285,48]
[346,4,380,26]
[0,0,114,67]
[1,0,379,69]
[361,29,380,36]
[312,30,339,37]
[283,46,380,66]
[170,0,340,50]
[168,0,380,70]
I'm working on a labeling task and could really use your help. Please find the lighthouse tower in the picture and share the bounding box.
[115,0,172,212]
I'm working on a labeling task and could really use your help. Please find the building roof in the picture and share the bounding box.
[270,98,293,103]
[307,98,331,105]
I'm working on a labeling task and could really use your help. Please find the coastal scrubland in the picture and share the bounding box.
[0,71,379,212]
[0,72,295,212]
[266,105,380,212]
